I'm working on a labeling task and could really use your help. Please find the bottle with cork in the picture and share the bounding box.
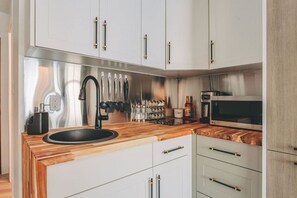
[184,96,193,118]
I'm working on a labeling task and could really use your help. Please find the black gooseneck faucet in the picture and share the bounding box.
[78,75,108,129]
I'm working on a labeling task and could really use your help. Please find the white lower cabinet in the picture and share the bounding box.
[195,135,262,198]
[196,155,261,198]
[70,169,153,198]
[47,135,192,198]
[153,156,191,198]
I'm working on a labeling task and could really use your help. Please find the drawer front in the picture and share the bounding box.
[153,135,192,166]
[196,135,262,171]
[267,151,297,198]
[197,155,262,198]
[197,192,211,198]
[47,143,153,198]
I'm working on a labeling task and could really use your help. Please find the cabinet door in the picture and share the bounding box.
[141,0,165,69]
[209,0,262,69]
[100,0,141,65]
[153,156,191,198]
[166,0,209,70]
[70,169,152,198]
[267,0,297,155]
[35,0,99,57]
[267,151,297,198]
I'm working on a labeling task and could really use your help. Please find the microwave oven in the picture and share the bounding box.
[210,96,262,131]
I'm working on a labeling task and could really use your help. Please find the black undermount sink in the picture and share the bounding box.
[43,129,118,144]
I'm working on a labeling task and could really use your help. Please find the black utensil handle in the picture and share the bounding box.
[124,79,129,101]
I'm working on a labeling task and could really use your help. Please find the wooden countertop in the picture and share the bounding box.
[22,122,262,198]
[22,122,208,166]
[195,125,262,146]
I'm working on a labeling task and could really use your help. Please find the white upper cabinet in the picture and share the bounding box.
[33,0,262,71]
[166,0,194,70]
[99,0,141,65]
[209,0,262,69]
[35,0,99,57]
[141,0,166,69]
[166,0,209,70]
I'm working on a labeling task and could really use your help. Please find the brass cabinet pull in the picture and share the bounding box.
[102,20,107,50]
[162,146,184,154]
[209,178,241,192]
[144,34,148,59]
[148,178,153,198]
[168,42,171,64]
[210,40,214,63]
[156,175,161,198]
[209,147,241,157]
[94,17,98,48]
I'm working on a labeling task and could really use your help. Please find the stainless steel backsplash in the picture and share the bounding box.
[177,69,262,118]
[23,57,262,128]
[24,57,166,129]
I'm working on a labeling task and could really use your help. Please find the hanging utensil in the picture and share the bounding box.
[118,74,125,112]
[106,73,115,113]
[123,75,131,112]
[114,73,120,111]
[99,72,108,110]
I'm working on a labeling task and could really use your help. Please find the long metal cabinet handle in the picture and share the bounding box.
[210,40,214,63]
[293,147,297,151]
[149,178,153,198]
[162,146,184,154]
[209,178,241,192]
[102,20,107,50]
[168,42,171,64]
[144,34,148,59]
[94,17,98,48]
[209,147,241,157]
[156,175,161,198]
[294,162,297,166]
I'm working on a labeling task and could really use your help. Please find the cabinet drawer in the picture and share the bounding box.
[47,143,153,198]
[153,135,191,166]
[197,155,261,198]
[267,151,297,198]
[196,135,262,171]
[197,192,211,198]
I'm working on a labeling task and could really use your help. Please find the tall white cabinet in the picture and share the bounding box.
[141,0,166,69]
[35,0,99,57]
[209,0,262,69]
[99,0,141,65]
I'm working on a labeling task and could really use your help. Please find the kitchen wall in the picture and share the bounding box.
[176,69,262,118]
[24,57,166,129]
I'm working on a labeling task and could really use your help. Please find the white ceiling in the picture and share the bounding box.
[0,0,11,14]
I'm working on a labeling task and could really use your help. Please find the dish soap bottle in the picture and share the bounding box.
[184,96,192,118]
